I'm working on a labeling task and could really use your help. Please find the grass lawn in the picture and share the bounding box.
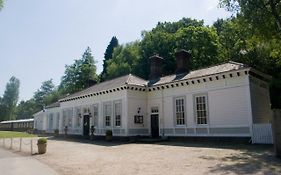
[0,131,36,138]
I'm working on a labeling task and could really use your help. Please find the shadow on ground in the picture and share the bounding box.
[47,136,129,147]
[157,141,281,174]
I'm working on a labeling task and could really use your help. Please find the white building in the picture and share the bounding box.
[34,50,272,142]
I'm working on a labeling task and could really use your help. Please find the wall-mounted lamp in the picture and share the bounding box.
[137,107,141,114]
[78,113,82,118]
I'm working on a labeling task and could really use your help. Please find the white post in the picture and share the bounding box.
[30,140,33,155]
[19,138,22,151]
[10,138,13,149]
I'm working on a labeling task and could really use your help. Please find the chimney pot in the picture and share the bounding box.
[175,49,191,74]
[149,55,164,80]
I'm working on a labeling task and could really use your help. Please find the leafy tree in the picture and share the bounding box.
[175,26,222,69]
[0,0,3,10]
[137,18,221,79]
[33,79,55,109]
[219,0,281,37]
[0,76,20,121]
[60,47,98,94]
[100,36,119,81]
[16,99,38,119]
[106,41,141,79]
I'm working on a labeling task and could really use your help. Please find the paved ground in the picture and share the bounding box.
[33,138,281,175]
[0,147,58,175]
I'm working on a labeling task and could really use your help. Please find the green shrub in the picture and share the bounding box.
[37,138,47,144]
[105,130,112,136]
[54,129,59,135]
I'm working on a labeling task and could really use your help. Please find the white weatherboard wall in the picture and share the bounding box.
[147,74,252,137]
[127,89,149,136]
[249,76,272,123]
[36,90,127,136]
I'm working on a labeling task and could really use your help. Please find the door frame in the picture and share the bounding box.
[150,106,160,138]
[83,115,90,136]
[151,114,159,138]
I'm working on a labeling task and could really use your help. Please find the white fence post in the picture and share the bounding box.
[10,138,13,149]
[30,139,33,155]
[19,138,22,151]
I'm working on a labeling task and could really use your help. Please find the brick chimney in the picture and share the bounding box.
[175,49,191,74]
[149,55,164,80]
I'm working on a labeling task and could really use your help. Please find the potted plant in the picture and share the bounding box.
[37,138,47,154]
[54,129,59,136]
[105,130,113,141]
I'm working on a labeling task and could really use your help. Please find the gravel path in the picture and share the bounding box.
[33,139,281,175]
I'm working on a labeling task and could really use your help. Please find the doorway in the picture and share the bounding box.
[151,114,159,138]
[83,115,90,136]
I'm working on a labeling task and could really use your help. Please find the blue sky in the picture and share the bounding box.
[0,0,231,101]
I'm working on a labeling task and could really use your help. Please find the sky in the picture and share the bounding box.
[0,0,231,101]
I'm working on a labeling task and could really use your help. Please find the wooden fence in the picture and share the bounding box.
[0,137,37,155]
[252,123,273,144]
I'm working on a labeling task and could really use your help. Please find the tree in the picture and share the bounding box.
[100,36,119,81]
[106,41,141,79]
[219,0,281,37]
[0,76,20,121]
[0,0,3,10]
[60,47,98,94]
[175,26,222,69]
[16,99,37,119]
[33,79,55,109]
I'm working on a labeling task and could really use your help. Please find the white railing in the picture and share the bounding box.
[252,123,273,144]
[0,137,38,155]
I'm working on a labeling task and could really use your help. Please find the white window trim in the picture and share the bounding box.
[173,96,186,127]
[194,93,209,126]
[113,100,122,128]
[92,104,99,128]
[103,101,112,128]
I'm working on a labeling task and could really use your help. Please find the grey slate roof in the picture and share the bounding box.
[60,74,147,101]
[60,61,248,101]
[149,61,248,86]
[45,101,60,109]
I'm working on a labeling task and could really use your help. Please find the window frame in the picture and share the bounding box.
[113,100,122,127]
[174,96,186,126]
[194,94,209,125]
[103,102,112,127]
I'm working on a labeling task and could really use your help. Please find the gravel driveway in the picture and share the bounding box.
[33,138,281,175]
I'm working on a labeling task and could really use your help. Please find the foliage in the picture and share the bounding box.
[33,79,55,109]
[37,137,47,144]
[105,130,112,136]
[0,0,3,10]
[0,131,36,138]
[106,41,141,79]
[16,99,38,119]
[0,77,20,121]
[100,36,119,81]
[219,0,281,37]
[60,47,98,94]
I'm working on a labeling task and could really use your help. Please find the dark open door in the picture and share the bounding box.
[151,114,159,138]
[83,115,90,136]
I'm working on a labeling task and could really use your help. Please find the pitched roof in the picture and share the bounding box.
[45,101,60,109]
[0,118,34,124]
[60,74,147,101]
[149,61,248,86]
[59,61,249,101]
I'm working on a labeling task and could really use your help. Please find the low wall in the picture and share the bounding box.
[273,109,281,158]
